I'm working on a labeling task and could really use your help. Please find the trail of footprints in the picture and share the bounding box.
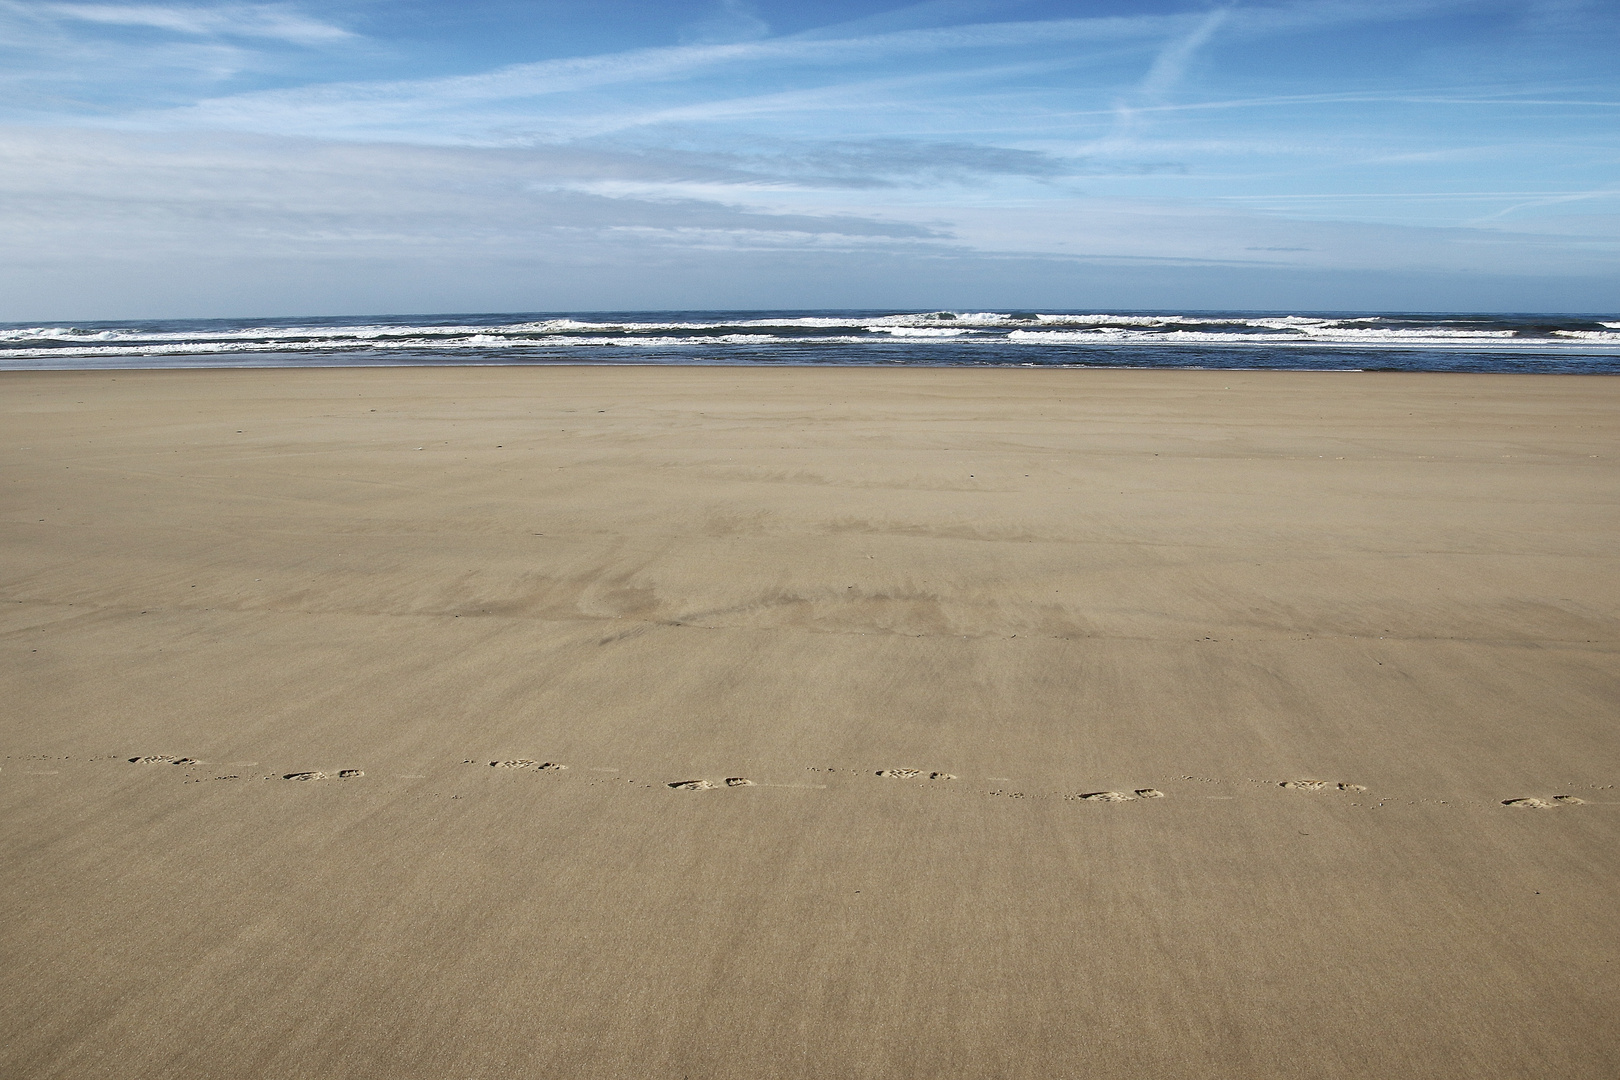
[73,756,1607,811]
[126,755,364,782]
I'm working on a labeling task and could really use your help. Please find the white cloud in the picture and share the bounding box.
[69,0,1492,149]
[104,11,1191,141]
[24,2,353,44]
[0,128,943,255]
[0,125,1610,276]
[1137,7,1229,103]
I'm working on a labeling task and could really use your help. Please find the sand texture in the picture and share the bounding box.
[2,366,1617,1079]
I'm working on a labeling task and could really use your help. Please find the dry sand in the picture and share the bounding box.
[2,366,1616,1079]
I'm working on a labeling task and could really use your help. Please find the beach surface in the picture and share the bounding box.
[2,366,1616,1079]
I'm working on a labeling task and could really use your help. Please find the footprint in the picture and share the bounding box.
[130,756,178,764]
[283,771,327,781]
[668,779,715,791]
[1552,795,1585,805]
[929,772,958,781]
[1281,780,1366,793]
[1503,797,1553,808]
[337,769,364,779]
[1079,791,1136,802]
[536,762,567,771]
[1135,788,1165,799]
[491,760,538,769]
[876,769,921,779]
[724,777,755,787]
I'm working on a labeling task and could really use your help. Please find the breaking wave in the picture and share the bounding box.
[2,309,1617,373]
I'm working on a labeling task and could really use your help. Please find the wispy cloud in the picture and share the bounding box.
[15,2,352,44]
[1468,187,1620,223]
[0,1,363,114]
[102,11,1196,140]
[557,138,1076,192]
[1137,7,1230,103]
[88,0,1475,150]
[0,127,945,250]
[2,125,1610,272]
[1102,6,1230,151]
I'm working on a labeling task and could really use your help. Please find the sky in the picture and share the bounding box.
[1,0,1616,318]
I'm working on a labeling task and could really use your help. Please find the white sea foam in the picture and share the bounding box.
[1028,313,1333,329]
[0,314,1016,344]
[0,332,878,362]
[1005,327,1577,348]
[0,311,1516,348]
[1295,326,1515,340]
[4,310,1617,368]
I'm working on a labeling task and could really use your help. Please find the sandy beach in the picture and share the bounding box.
[2,365,1616,1079]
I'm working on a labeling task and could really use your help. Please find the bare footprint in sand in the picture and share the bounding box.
[724,777,755,787]
[130,756,178,764]
[1281,780,1366,792]
[668,779,715,791]
[1079,790,1137,802]
[1552,795,1585,805]
[1503,797,1553,808]
[284,771,327,781]
[877,769,922,779]
[930,772,958,781]
[337,769,364,779]
[1135,788,1165,799]
[491,759,538,769]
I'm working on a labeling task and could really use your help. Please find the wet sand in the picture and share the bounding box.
[2,366,1616,1079]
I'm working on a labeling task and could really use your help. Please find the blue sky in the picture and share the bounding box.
[1,0,1616,317]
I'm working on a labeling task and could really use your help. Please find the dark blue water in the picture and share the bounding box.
[4,309,1618,372]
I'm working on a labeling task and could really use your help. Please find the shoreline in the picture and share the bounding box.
[4,345,1619,373]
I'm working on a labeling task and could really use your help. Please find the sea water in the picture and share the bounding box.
[3,310,1618,373]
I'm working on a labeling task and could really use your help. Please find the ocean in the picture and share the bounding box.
[3,310,1618,373]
